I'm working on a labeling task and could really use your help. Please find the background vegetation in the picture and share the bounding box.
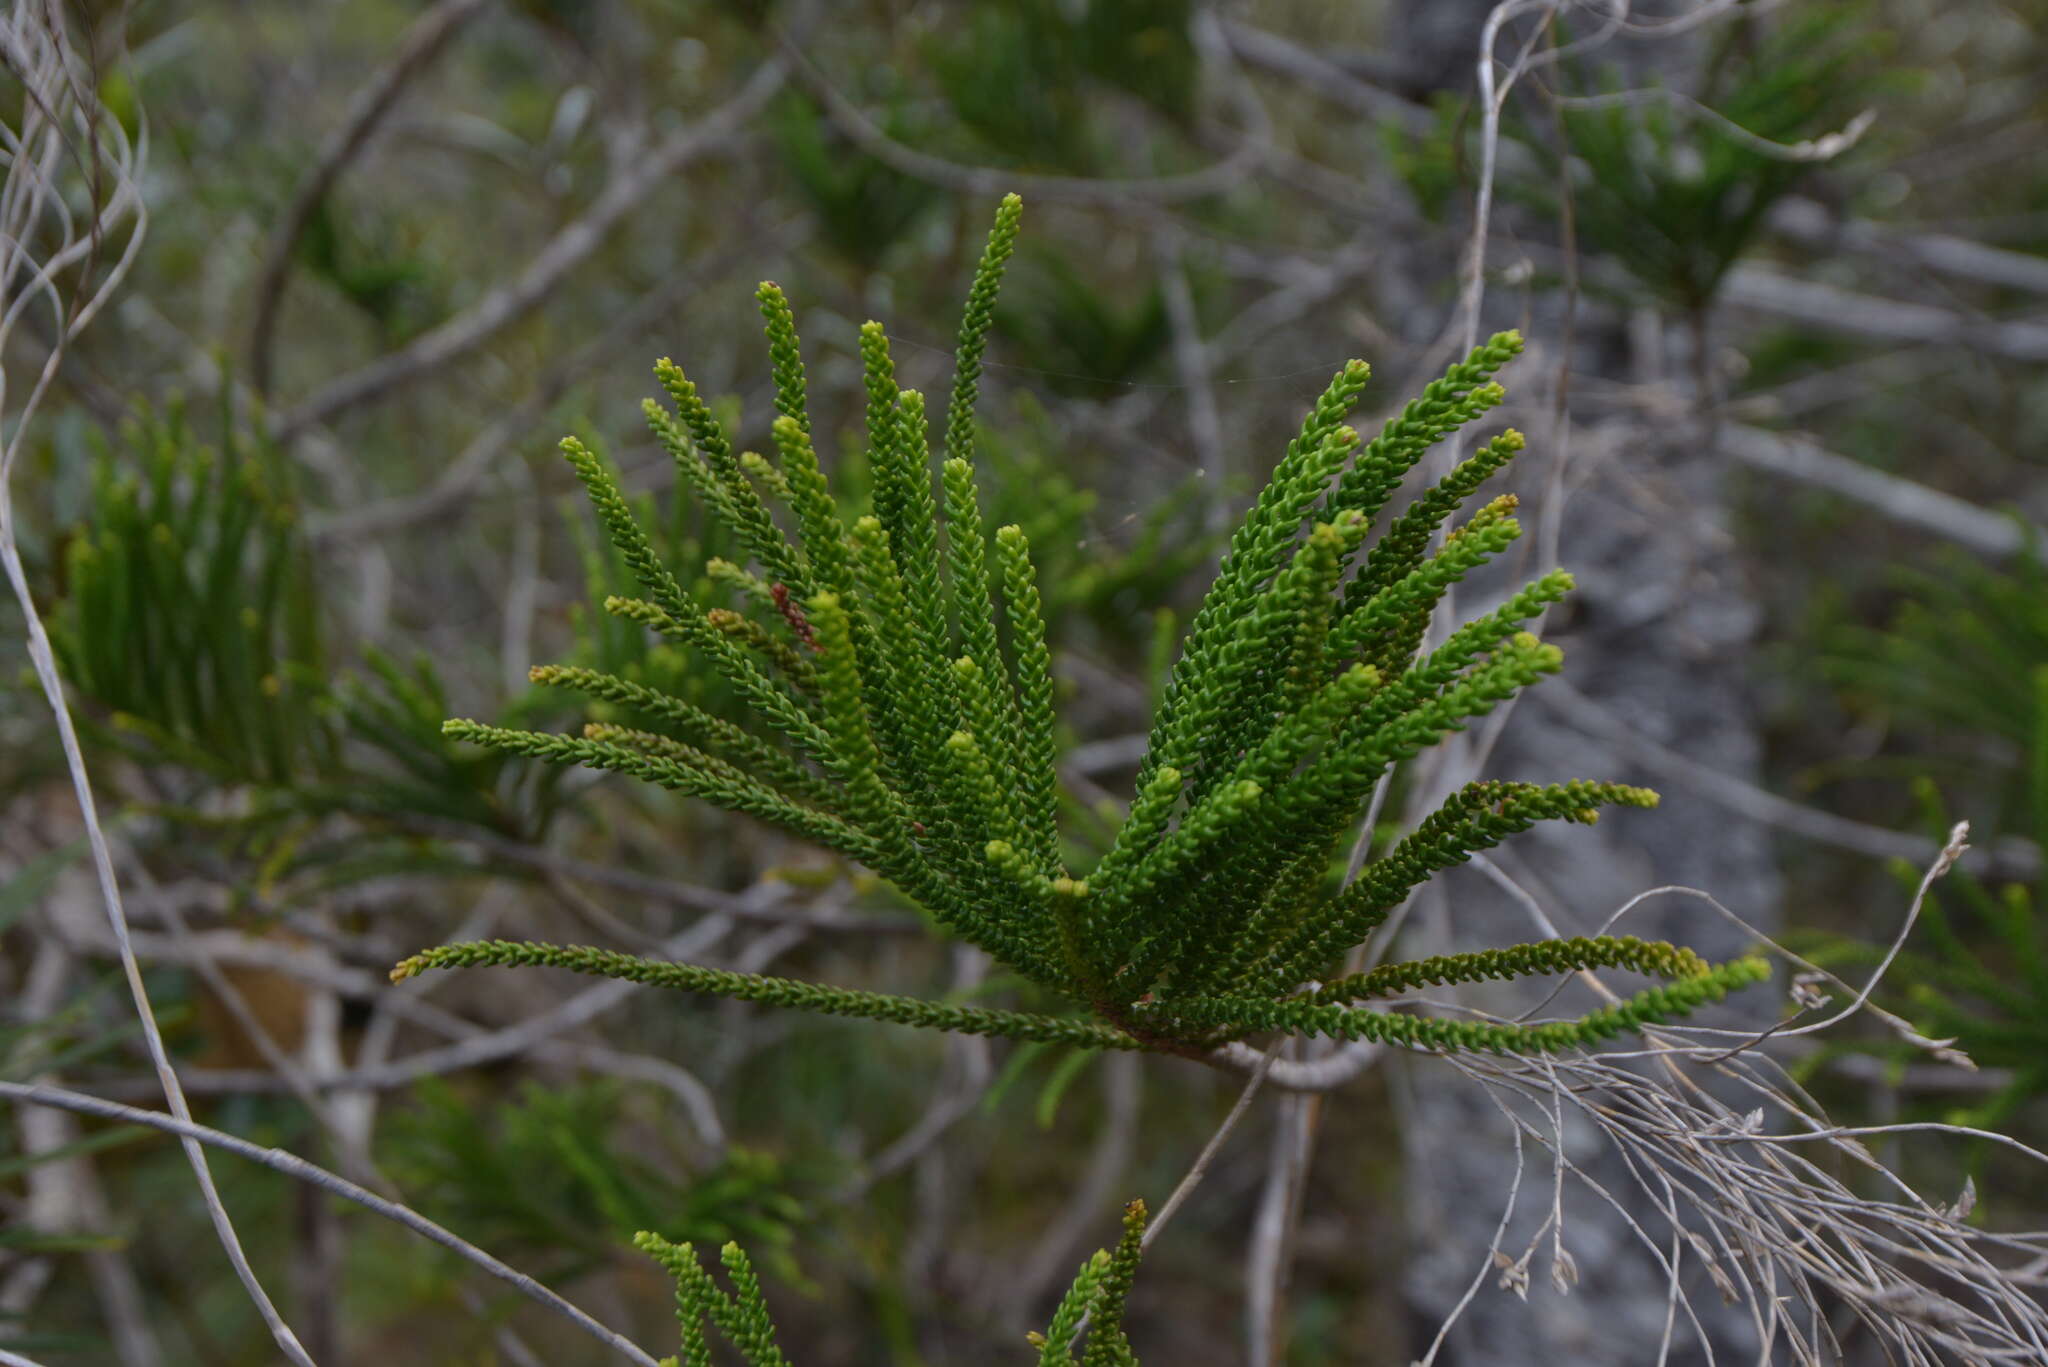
[3,1,2045,1363]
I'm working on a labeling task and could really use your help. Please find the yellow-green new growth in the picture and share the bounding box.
[416,196,1765,1068]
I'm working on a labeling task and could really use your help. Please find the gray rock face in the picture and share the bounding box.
[1395,405,1783,1366]
[1372,5,1786,1356]
[1376,8,1777,1360]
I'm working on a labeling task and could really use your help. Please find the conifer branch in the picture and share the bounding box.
[652,359,803,593]
[600,593,832,758]
[945,192,1024,469]
[1081,1199,1148,1367]
[755,281,809,435]
[1152,955,1771,1054]
[997,524,1062,873]
[1307,934,1713,1004]
[442,719,867,859]
[769,414,853,596]
[421,196,1767,1066]
[390,940,1136,1049]
[1032,1251,1106,1364]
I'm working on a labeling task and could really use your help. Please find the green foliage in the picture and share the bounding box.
[414,196,1765,1061]
[299,647,575,844]
[295,193,445,344]
[385,1078,809,1283]
[770,92,940,271]
[1802,767,2048,1129]
[47,399,337,788]
[927,0,1197,171]
[637,1198,1153,1366]
[1517,6,1890,312]
[558,443,747,734]
[638,1234,791,1367]
[1829,545,2048,799]
[970,393,1221,626]
[994,249,1172,396]
[42,399,575,888]
[1811,569,2048,1126]
[1382,94,1467,225]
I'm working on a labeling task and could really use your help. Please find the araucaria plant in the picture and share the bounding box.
[397,194,1768,1060]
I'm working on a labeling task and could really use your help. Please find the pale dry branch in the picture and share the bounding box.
[411,826,922,933]
[1414,1102,1532,1367]
[1460,0,1565,355]
[1721,265,2048,362]
[1218,19,1432,131]
[1245,1085,1321,1367]
[1769,197,2048,298]
[1145,1039,1284,1251]
[1409,834,2048,1362]
[1720,422,2046,561]
[304,234,789,544]
[1209,1037,1389,1092]
[1551,86,1876,162]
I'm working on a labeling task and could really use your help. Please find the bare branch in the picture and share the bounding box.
[1145,1040,1282,1248]
[1218,19,1431,131]
[1208,1037,1387,1092]
[1553,86,1876,163]
[272,53,791,439]
[1721,422,2046,561]
[304,235,792,545]
[774,26,1266,207]
[1721,265,2048,361]
[834,947,993,1199]
[1771,196,2048,297]
[1245,1087,1321,1366]
[0,1082,665,1367]
[247,0,492,396]
[1154,226,1226,512]
[424,828,923,934]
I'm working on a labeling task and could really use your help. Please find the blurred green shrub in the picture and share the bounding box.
[1829,545,2048,823]
[636,1196,1153,1366]
[1382,94,1467,225]
[995,249,1171,396]
[771,91,940,272]
[1515,5,1890,313]
[384,1077,811,1284]
[296,194,447,346]
[48,400,337,788]
[971,393,1219,629]
[927,0,1196,172]
[1803,760,2048,1130]
[41,401,575,889]
[1808,550,2048,1126]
